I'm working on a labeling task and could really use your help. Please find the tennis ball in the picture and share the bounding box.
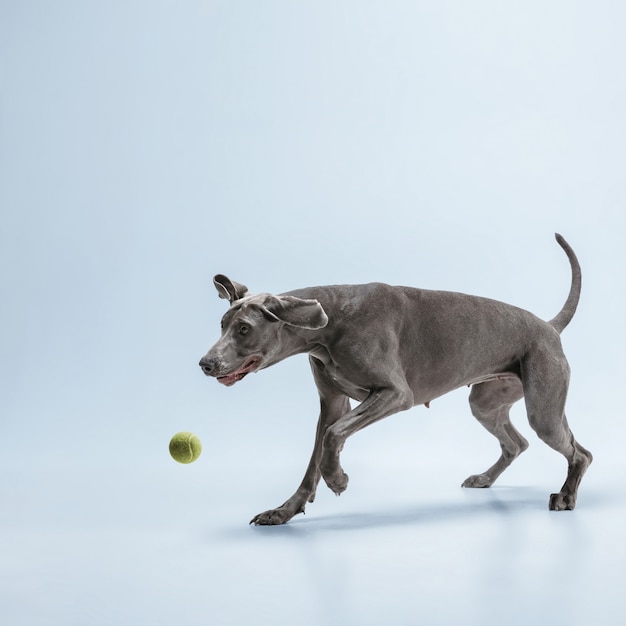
[169,432,202,464]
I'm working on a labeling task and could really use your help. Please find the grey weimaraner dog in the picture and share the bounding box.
[199,234,592,525]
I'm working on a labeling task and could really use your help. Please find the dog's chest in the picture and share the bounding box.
[310,347,370,401]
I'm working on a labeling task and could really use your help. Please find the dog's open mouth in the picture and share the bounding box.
[217,356,262,387]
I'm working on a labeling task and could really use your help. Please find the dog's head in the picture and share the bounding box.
[199,275,328,386]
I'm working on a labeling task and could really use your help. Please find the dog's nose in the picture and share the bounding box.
[199,356,218,376]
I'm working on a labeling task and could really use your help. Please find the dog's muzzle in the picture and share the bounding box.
[199,355,262,386]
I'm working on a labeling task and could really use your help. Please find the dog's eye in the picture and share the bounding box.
[239,325,250,336]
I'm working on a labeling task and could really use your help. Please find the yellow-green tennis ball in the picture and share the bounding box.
[169,432,202,464]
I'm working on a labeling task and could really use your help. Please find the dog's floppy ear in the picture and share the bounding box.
[259,295,328,330]
[213,275,249,304]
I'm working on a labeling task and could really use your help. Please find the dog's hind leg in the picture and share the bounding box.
[543,412,593,510]
[522,344,593,510]
[462,377,527,488]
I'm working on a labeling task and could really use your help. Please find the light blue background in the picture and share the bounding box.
[1,2,625,625]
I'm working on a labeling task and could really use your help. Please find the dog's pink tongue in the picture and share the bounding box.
[217,374,239,386]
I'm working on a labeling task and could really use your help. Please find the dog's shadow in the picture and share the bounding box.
[247,486,556,537]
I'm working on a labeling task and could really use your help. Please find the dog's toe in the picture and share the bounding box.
[462,473,493,488]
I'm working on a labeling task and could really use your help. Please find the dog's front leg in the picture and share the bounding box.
[250,358,351,526]
[320,385,414,495]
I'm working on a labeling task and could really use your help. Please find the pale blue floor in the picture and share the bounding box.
[1,438,623,626]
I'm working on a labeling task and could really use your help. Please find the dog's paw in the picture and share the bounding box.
[323,470,349,495]
[462,473,493,488]
[250,504,303,526]
[549,492,576,511]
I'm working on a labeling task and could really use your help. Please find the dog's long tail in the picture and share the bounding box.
[548,233,582,334]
